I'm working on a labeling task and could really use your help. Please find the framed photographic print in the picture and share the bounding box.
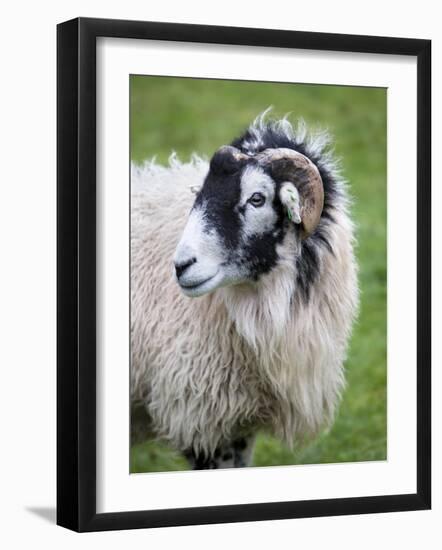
[57,17,431,532]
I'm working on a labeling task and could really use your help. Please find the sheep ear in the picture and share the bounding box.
[279,182,302,224]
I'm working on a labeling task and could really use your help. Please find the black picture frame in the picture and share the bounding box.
[57,17,431,532]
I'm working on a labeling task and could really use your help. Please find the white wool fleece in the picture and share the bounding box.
[130,150,358,456]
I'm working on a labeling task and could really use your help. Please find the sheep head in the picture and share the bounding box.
[174,144,324,297]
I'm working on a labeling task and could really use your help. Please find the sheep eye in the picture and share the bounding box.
[248,192,265,208]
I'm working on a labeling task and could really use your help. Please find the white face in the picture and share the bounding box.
[174,165,297,297]
[173,207,227,297]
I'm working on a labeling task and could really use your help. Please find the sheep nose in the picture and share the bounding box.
[175,257,197,278]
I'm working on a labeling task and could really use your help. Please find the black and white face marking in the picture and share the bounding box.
[174,156,293,297]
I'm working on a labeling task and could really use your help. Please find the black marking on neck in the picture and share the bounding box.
[232,121,338,302]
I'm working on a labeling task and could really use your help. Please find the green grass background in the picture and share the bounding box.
[130,76,387,472]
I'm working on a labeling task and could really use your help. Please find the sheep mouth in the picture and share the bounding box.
[179,275,215,290]
[178,271,222,297]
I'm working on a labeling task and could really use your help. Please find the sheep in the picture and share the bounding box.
[131,112,358,469]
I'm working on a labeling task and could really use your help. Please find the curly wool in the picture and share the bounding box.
[131,121,358,456]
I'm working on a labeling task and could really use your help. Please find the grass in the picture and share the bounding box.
[130,75,387,472]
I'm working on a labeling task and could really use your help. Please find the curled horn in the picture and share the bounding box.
[256,148,324,237]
